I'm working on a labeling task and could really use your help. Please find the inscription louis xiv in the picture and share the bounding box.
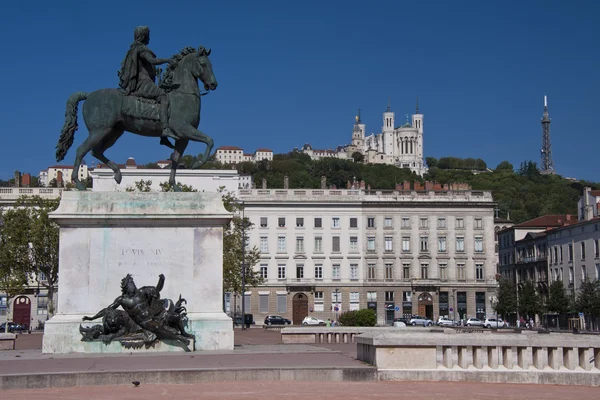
[121,248,163,256]
[118,248,165,268]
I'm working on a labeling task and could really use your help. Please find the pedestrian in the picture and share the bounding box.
[326,319,331,327]
[529,318,534,330]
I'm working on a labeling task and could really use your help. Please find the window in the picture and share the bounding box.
[456,218,465,229]
[384,217,392,228]
[260,237,268,253]
[314,217,322,228]
[278,264,286,279]
[419,217,428,228]
[367,264,376,280]
[296,237,304,252]
[385,291,394,302]
[296,264,304,279]
[244,294,251,313]
[296,217,304,228]
[595,240,599,258]
[332,264,340,279]
[314,291,324,312]
[554,247,558,264]
[344,237,356,253]
[260,217,268,227]
[596,263,600,279]
[474,218,483,229]
[277,237,286,252]
[367,292,377,302]
[367,237,375,251]
[582,265,587,281]
[350,264,358,280]
[259,293,269,313]
[0,296,6,316]
[260,264,268,279]
[581,242,586,260]
[439,263,447,280]
[278,217,286,227]
[437,217,446,229]
[385,263,394,280]
[420,263,428,279]
[314,236,323,252]
[315,264,323,279]
[420,236,428,252]
[350,292,359,311]
[37,294,48,315]
[332,291,341,303]
[401,217,410,228]
[456,236,465,252]
[476,263,484,280]
[385,237,393,252]
[569,266,574,284]
[402,237,410,252]
[474,237,483,253]
[438,236,446,252]
[332,236,341,252]
[332,217,340,228]
[403,263,411,279]
[367,217,375,228]
[457,263,466,280]
[277,294,287,313]
[568,244,573,261]
[350,217,358,228]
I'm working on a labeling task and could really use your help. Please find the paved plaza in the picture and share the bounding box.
[0,329,598,399]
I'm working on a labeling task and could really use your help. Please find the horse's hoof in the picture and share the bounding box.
[114,172,122,184]
[75,181,87,191]
[191,161,204,169]
[173,185,182,192]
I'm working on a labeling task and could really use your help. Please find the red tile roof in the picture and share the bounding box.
[48,165,74,169]
[244,153,252,157]
[217,146,243,151]
[125,158,137,166]
[255,148,273,152]
[514,214,576,229]
[590,190,600,196]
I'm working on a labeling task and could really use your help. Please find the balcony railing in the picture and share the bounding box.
[516,255,547,264]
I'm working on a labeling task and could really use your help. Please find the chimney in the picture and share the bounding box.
[283,175,289,189]
[262,178,267,189]
[321,176,326,190]
[566,214,571,221]
[403,181,411,191]
[14,171,21,187]
[56,171,64,187]
[22,173,31,187]
[360,180,365,190]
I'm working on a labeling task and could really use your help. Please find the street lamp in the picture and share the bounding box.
[334,288,340,323]
[240,200,247,331]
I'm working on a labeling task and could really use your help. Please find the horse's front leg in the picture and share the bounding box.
[172,124,214,169]
[168,139,189,190]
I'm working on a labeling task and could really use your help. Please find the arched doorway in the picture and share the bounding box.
[417,292,433,320]
[13,296,31,329]
[292,293,308,325]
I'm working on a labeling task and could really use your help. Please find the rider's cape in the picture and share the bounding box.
[118,42,156,95]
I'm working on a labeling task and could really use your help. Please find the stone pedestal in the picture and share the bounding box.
[42,191,234,354]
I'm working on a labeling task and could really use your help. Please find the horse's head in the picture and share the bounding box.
[193,46,217,91]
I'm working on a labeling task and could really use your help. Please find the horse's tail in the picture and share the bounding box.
[56,92,89,162]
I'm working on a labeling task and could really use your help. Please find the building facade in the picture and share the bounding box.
[238,187,497,325]
[215,146,273,165]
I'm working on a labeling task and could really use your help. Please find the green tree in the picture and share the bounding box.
[16,196,60,316]
[159,182,197,192]
[546,280,569,314]
[125,180,153,192]
[494,278,518,320]
[351,152,364,163]
[518,280,542,319]
[220,189,263,306]
[425,157,438,169]
[575,279,600,330]
[495,161,514,171]
[0,207,33,331]
[144,162,159,169]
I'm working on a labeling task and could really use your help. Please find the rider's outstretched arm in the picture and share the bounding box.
[140,52,171,66]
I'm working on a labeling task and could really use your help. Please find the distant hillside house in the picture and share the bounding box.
[301,100,427,176]
[40,163,90,187]
[215,146,273,165]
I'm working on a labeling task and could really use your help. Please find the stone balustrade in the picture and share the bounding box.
[356,330,600,386]
[281,327,399,344]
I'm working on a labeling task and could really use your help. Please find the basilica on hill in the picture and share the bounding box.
[301,99,427,176]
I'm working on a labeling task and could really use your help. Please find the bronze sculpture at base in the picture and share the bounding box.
[80,274,193,351]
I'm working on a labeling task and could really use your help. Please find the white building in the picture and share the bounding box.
[301,102,427,176]
[238,186,497,325]
[215,146,273,165]
[39,164,90,187]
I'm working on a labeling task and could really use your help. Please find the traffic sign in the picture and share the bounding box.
[449,307,453,312]
[395,306,400,311]
[334,306,339,312]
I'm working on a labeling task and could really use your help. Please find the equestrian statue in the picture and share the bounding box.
[55,26,217,190]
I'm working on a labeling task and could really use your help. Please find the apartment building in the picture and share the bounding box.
[238,186,497,325]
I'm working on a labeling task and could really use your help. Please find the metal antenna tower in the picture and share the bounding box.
[540,95,555,174]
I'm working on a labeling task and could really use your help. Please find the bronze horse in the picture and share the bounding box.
[56,46,217,190]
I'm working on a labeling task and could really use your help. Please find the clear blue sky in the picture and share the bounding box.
[0,0,598,181]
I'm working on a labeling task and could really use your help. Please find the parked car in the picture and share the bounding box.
[466,318,485,327]
[409,315,433,326]
[0,322,27,332]
[437,316,458,326]
[264,315,292,326]
[393,317,410,325]
[302,316,325,326]
[484,318,506,329]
